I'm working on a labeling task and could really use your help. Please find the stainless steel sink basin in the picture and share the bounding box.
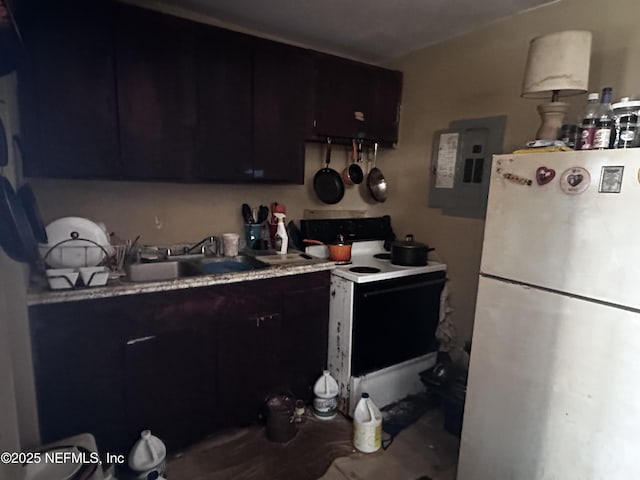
[196,255,270,275]
[125,255,270,282]
[126,261,204,282]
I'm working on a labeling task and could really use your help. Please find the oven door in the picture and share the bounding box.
[351,271,445,376]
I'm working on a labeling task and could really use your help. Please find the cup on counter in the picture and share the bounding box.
[222,233,240,257]
[244,224,262,250]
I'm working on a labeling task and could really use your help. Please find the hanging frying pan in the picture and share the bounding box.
[13,136,48,243]
[313,137,344,205]
[0,176,40,264]
[0,118,40,264]
[342,139,364,186]
[367,142,388,202]
[17,182,47,244]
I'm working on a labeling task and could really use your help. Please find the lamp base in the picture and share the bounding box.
[535,101,569,140]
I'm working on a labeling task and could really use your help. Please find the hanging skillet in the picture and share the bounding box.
[313,137,344,205]
[0,179,40,265]
[367,142,388,202]
[13,136,48,243]
[0,118,40,264]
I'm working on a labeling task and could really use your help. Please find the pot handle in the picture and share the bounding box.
[303,239,324,245]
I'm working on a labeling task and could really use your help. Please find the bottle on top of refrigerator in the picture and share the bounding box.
[578,92,600,150]
[612,97,640,149]
[353,393,382,453]
[593,87,614,149]
[313,370,339,419]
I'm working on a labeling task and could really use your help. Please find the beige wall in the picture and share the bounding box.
[382,0,640,343]
[29,0,640,348]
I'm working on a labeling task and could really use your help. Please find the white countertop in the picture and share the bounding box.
[28,258,335,306]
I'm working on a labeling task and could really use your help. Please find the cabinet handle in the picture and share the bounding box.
[253,313,279,327]
[361,279,444,298]
[126,335,156,345]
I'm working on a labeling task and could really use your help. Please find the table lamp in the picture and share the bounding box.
[521,30,592,140]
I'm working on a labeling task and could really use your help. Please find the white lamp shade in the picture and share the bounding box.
[521,30,592,99]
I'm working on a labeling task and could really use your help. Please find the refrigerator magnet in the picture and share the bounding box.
[535,166,556,185]
[559,167,590,194]
[598,166,624,193]
[502,172,532,186]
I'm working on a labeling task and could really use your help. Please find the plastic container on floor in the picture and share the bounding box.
[353,393,382,453]
[127,430,167,479]
[313,370,339,420]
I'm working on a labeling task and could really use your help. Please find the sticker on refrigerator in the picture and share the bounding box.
[502,172,532,186]
[598,166,624,193]
[535,166,556,185]
[559,167,590,194]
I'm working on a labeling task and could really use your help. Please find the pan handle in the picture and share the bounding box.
[303,239,324,245]
[325,137,332,166]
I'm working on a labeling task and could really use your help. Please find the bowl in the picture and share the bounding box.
[46,268,79,290]
[79,266,110,287]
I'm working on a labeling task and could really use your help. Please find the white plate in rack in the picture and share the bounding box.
[40,217,113,268]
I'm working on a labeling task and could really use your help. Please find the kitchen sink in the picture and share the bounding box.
[196,255,270,274]
[125,255,270,282]
[126,260,204,282]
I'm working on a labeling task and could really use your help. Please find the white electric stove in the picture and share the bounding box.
[305,227,447,416]
[306,240,446,283]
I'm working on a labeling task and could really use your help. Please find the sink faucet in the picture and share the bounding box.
[184,236,221,256]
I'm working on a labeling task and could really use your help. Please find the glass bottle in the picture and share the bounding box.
[593,87,614,150]
[612,97,640,149]
[578,92,600,150]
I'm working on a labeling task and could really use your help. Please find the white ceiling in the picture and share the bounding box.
[168,0,559,63]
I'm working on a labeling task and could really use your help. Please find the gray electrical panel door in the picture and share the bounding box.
[428,115,506,219]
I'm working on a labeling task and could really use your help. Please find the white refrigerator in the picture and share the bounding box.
[457,149,640,480]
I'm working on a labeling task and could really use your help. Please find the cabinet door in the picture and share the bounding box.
[313,55,376,141]
[216,282,283,426]
[115,4,197,181]
[29,297,132,455]
[195,27,254,182]
[282,280,330,401]
[369,69,402,144]
[312,54,402,144]
[18,0,120,179]
[124,292,214,452]
[252,40,313,184]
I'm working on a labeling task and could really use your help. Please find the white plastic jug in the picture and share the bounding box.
[128,430,167,477]
[313,370,339,419]
[353,392,382,453]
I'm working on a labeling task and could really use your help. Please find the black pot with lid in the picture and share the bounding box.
[390,234,432,266]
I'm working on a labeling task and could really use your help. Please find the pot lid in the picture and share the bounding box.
[393,234,427,249]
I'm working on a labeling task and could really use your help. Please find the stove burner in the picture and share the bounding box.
[373,253,391,260]
[349,266,381,274]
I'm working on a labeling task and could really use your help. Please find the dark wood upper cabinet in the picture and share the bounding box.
[195,27,254,182]
[18,4,401,182]
[252,40,313,184]
[115,4,197,181]
[18,0,121,179]
[311,54,402,145]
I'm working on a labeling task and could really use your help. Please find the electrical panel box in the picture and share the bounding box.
[428,115,506,219]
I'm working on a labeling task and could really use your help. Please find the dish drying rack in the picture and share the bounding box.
[42,234,129,289]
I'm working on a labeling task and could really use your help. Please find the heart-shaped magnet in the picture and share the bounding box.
[536,166,556,185]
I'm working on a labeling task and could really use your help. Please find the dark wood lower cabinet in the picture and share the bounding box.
[29,271,330,454]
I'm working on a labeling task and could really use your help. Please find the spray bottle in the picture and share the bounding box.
[274,213,288,254]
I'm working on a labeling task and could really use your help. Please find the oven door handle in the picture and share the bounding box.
[362,279,445,298]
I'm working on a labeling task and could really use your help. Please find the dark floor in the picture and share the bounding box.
[167,407,459,480]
